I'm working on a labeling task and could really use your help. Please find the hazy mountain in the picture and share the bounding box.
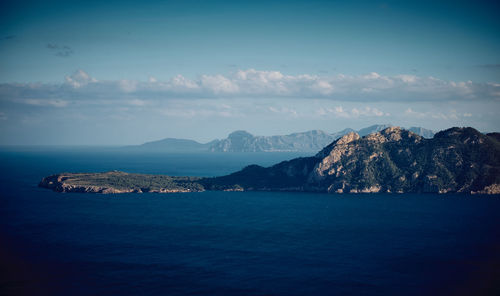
[357,124,392,136]
[356,124,435,138]
[138,138,208,152]
[132,125,435,153]
[408,126,435,138]
[203,127,500,194]
[209,130,337,152]
[209,125,434,152]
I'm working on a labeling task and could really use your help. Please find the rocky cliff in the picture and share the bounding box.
[203,127,500,194]
[40,127,498,194]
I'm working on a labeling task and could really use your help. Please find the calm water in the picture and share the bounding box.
[1,147,499,296]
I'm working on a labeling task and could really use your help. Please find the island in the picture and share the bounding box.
[39,127,500,195]
[39,172,206,193]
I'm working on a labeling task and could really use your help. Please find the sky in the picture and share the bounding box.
[0,0,499,145]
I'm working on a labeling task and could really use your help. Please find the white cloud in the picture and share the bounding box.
[268,106,298,117]
[159,100,243,119]
[364,72,381,79]
[236,69,284,81]
[404,107,471,121]
[404,108,426,118]
[396,74,418,83]
[128,99,147,106]
[311,80,334,95]
[65,69,97,88]
[317,106,388,119]
[317,106,351,118]
[118,80,138,93]
[1,69,499,106]
[168,74,199,91]
[351,107,386,117]
[200,74,239,94]
[23,99,68,107]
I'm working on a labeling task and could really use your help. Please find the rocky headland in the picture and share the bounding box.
[39,127,500,194]
[39,171,205,194]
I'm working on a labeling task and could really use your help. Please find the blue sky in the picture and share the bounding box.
[0,0,499,145]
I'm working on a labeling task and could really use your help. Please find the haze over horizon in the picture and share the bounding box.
[1,0,499,145]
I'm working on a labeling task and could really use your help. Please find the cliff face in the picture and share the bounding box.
[204,127,500,194]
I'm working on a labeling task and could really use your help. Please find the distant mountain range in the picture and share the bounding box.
[138,138,214,152]
[133,124,435,152]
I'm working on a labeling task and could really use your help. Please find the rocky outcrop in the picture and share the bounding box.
[472,184,500,194]
[313,132,361,181]
[204,127,500,194]
[40,127,499,195]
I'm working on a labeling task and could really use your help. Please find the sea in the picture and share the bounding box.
[1,147,499,296]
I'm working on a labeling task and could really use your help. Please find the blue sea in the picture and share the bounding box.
[1,147,499,296]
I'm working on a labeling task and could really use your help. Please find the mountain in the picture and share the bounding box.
[137,138,208,152]
[129,125,435,153]
[356,124,392,136]
[408,126,435,138]
[209,130,337,152]
[208,125,434,152]
[40,127,500,194]
[203,127,500,194]
[355,124,435,138]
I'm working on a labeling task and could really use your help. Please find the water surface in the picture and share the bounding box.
[1,148,499,295]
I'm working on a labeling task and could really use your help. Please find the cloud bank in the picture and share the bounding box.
[1,69,499,108]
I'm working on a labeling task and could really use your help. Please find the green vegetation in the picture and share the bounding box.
[43,171,204,193]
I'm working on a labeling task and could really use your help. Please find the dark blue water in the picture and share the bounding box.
[1,147,499,296]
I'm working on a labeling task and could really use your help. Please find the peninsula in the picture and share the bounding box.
[39,127,500,195]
